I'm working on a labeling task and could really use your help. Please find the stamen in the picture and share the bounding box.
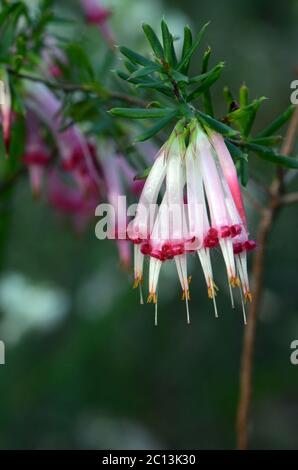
[139,283,144,305]
[228,282,235,309]
[185,293,190,324]
[147,292,157,304]
[244,291,252,303]
[154,297,158,326]
[239,287,247,325]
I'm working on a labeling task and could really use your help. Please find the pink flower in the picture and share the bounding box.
[27,84,101,196]
[80,0,116,47]
[128,120,255,323]
[101,148,133,269]
[0,72,11,151]
[23,112,50,198]
[48,169,98,233]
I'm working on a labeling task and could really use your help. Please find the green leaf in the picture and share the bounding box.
[135,110,178,141]
[257,105,296,137]
[0,2,28,59]
[245,142,298,169]
[197,111,239,137]
[161,19,177,67]
[135,80,173,97]
[177,22,210,72]
[223,86,235,111]
[109,107,176,119]
[128,64,161,80]
[187,62,224,102]
[180,25,193,74]
[171,70,189,83]
[116,71,172,96]
[65,43,94,82]
[124,60,138,74]
[133,166,152,180]
[225,140,248,162]
[227,96,267,136]
[119,46,156,67]
[142,23,164,60]
[239,83,248,108]
[249,135,282,147]
[201,47,214,117]
[239,159,249,186]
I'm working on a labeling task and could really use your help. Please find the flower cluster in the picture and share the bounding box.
[128,120,256,323]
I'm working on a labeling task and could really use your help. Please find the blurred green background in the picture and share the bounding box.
[0,0,298,449]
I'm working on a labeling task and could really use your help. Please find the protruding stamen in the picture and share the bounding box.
[139,284,144,305]
[228,282,235,309]
[154,298,158,326]
[239,287,247,325]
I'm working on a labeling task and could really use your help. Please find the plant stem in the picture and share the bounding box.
[236,105,298,450]
[7,68,148,107]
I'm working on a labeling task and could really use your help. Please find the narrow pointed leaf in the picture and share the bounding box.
[227,96,267,136]
[187,62,224,102]
[239,83,248,108]
[161,19,177,67]
[225,140,248,162]
[128,64,161,80]
[200,46,214,116]
[180,25,193,74]
[257,105,296,137]
[109,107,176,119]
[171,70,189,83]
[245,142,298,169]
[135,110,178,142]
[223,86,235,111]
[177,22,210,72]
[119,46,156,67]
[197,111,239,137]
[249,135,282,147]
[142,23,164,60]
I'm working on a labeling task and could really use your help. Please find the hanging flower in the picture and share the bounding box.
[80,0,116,47]
[0,71,11,151]
[23,112,50,198]
[127,120,256,324]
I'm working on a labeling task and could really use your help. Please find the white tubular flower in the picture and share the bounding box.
[128,119,255,324]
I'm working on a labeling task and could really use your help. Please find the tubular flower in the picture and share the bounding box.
[80,0,116,47]
[128,120,256,324]
[0,71,11,150]
[27,83,101,195]
[23,112,50,198]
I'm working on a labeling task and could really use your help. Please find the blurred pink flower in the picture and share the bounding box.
[80,0,116,47]
[27,83,101,196]
[48,169,99,233]
[0,73,11,151]
[23,112,50,198]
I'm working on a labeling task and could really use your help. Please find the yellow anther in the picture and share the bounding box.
[182,289,190,301]
[229,276,240,288]
[207,280,219,299]
[133,276,143,289]
[147,292,157,304]
[244,291,252,303]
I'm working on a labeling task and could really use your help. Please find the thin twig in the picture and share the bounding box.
[236,104,298,450]
[7,68,148,107]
